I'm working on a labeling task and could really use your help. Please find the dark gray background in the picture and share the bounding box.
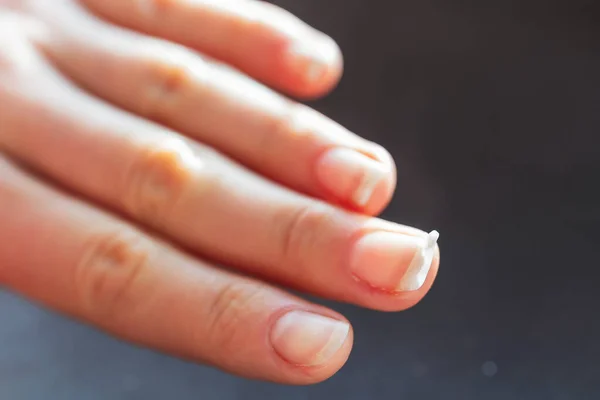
[1,0,599,398]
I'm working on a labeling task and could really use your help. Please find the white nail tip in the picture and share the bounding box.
[352,163,389,207]
[315,321,351,364]
[427,230,440,248]
[397,230,440,292]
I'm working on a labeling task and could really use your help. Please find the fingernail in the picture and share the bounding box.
[271,310,350,366]
[316,147,390,208]
[287,33,341,84]
[350,230,440,292]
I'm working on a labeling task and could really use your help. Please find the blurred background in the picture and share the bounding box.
[1,0,599,398]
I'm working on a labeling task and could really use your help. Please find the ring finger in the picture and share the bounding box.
[0,154,352,384]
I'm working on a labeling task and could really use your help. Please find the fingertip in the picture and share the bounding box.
[314,144,397,216]
[374,246,441,313]
[296,323,354,385]
[278,33,344,99]
[272,310,354,385]
[359,165,396,216]
[351,144,397,216]
[345,227,440,313]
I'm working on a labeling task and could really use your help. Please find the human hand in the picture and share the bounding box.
[0,0,440,384]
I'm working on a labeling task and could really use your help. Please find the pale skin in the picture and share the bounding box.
[0,0,440,385]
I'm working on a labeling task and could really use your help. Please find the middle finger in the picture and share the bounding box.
[31,0,397,215]
[0,54,439,312]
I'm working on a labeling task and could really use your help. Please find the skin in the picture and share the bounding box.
[0,0,440,385]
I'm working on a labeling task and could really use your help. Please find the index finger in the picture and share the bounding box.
[80,0,343,99]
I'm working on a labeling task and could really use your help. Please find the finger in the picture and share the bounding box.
[0,55,438,313]
[0,154,353,384]
[31,0,396,215]
[80,0,343,99]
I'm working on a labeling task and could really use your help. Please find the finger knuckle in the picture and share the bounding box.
[123,138,202,229]
[280,203,332,269]
[140,45,206,124]
[207,281,265,351]
[271,103,313,141]
[259,103,315,157]
[76,229,154,318]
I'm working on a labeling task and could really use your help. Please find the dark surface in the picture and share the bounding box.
[1,0,599,398]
